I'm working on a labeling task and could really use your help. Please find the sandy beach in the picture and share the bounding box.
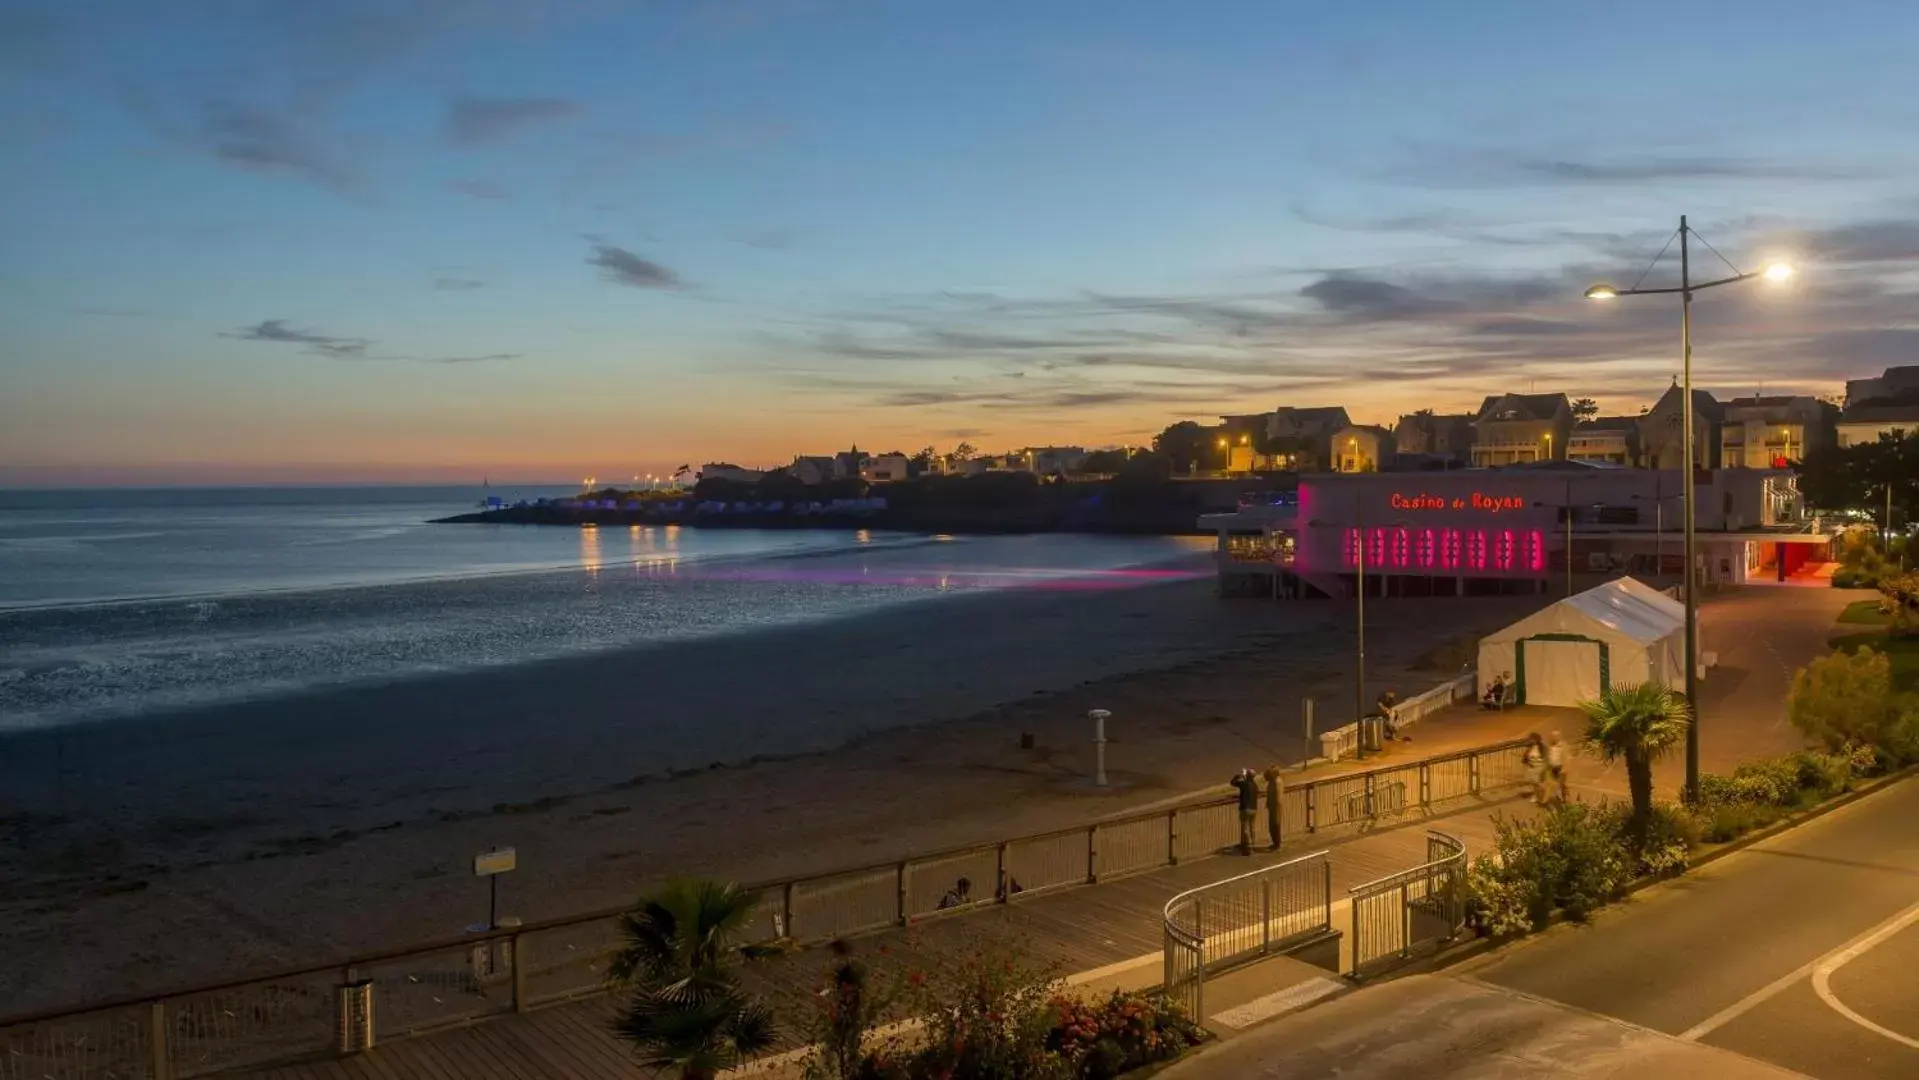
[0,577,1550,1013]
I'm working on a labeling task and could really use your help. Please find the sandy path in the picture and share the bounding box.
[0,578,1548,1012]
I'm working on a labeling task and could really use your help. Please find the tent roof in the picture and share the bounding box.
[1482,577,1684,649]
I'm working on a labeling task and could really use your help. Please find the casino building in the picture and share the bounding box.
[1204,464,1829,598]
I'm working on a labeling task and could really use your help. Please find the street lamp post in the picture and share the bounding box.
[1632,489,1684,578]
[1323,503,1411,760]
[1585,216,1793,803]
[1535,483,1601,598]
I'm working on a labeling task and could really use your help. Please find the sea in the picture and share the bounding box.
[0,486,1210,731]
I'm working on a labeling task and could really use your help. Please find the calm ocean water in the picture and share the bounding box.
[0,487,1208,729]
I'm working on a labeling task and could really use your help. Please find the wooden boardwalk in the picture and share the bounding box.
[241,794,1528,1080]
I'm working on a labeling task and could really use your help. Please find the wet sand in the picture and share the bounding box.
[0,578,1549,1013]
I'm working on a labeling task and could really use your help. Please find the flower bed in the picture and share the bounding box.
[802,937,1204,1080]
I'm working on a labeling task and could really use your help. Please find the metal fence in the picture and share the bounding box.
[0,740,1528,1079]
[1348,830,1468,978]
[1161,851,1332,1022]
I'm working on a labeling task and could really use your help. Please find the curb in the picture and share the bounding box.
[1404,763,1919,979]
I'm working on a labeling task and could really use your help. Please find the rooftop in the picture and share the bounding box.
[1476,392,1569,422]
[1840,402,1919,425]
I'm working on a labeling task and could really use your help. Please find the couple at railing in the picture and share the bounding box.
[1229,765,1287,855]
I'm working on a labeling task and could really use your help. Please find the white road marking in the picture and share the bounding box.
[1810,900,1919,1050]
[1207,977,1343,1029]
[1680,899,1919,1043]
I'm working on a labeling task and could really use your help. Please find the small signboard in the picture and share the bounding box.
[474,847,517,877]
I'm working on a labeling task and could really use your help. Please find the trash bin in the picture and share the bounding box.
[336,979,374,1053]
[1360,715,1384,753]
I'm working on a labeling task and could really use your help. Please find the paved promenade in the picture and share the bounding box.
[241,585,1851,1079]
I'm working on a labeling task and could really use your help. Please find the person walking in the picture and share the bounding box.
[1231,768,1259,854]
[1262,764,1284,850]
[1522,733,1547,806]
[1546,731,1570,804]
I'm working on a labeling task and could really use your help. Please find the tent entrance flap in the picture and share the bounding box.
[1516,634,1609,707]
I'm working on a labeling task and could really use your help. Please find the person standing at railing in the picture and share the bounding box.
[1377,688,1405,742]
[1231,768,1259,854]
[1263,764,1284,851]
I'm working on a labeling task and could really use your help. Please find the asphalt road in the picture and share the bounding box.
[1473,773,1919,1080]
[1161,773,1919,1078]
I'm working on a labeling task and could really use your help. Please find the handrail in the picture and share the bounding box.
[0,736,1531,1039]
[1161,848,1331,929]
[1346,831,1465,896]
[1347,829,1468,976]
[1161,849,1334,1021]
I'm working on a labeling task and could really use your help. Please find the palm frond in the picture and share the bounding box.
[1579,681,1692,764]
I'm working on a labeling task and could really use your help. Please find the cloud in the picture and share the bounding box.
[446,96,581,144]
[184,100,356,190]
[447,178,508,200]
[729,227,794,250]
[1801,219,1919,265]
[1391,146,1873,190]
[224,318,519,364]
[420,352,521,364]
[1298,276,1435,319]
[587,243,682,289]
[225,318,369,357]
[754,215,1919,425]
[1510,156,1866,184]
[433,276,487,290]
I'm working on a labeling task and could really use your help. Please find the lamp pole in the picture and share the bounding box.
[1584,217,1794,804]
[1354,494,1367,760]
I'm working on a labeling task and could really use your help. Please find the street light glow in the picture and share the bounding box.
[1763,261,1795,283]
[1584,284,1619,300]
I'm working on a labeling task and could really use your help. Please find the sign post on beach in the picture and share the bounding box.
[1088,709,1111,786]
[474,847,517,929]
[1302,698,1315,762]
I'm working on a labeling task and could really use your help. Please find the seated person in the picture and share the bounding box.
[1482,676,1506,709]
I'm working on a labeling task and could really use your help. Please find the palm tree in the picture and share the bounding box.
[1578,681,1692,831]
[609,879,777,1079]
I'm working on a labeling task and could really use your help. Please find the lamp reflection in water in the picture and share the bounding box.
[580,523,604,574]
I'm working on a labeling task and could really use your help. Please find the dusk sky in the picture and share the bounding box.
[4,0,1919,485]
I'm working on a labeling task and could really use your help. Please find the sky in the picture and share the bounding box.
[3,0,1919,485]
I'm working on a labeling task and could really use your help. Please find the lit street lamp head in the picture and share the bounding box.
[1583,283,1619,301]
[1763,261,1794,283]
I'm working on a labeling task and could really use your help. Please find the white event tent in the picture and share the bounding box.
[1478,577,1692,708]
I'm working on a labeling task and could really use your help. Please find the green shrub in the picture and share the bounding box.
[1832,567,1862,589]
[1849,742,1887,777]
[1789,750,1854,800]
[1729,758,1800,806]
[1629,802,1702,876]
[1882,703,1919,767]
[1694,773,1740,807]
[1790,648,1898,752]
[1466,803,1629,935]
[1702,800,1781,843]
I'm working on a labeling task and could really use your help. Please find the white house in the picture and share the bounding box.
[788,455,839,485]
[861,452,911,482]
[1837,402,1919,448]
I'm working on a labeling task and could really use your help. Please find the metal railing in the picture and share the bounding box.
[0,740,1529,1079]
[1348,830,1468,978]
[1317,674,1476,761]
[1161,851,1332,1022]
